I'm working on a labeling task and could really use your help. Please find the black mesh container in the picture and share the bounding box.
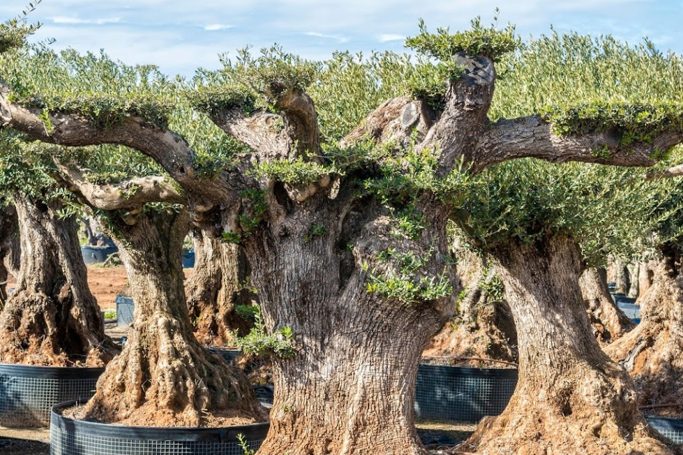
[646,416,683,446]
[414,364,518,423]
[50,401,269,455]
[207,348,242,364]
[81,246,118,264]
[0,364,102,427]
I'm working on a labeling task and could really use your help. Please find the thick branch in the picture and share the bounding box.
[275,89,320,156]
[646,163,683,180]
[53,162,184,211]
[0,87,207,192]
[476,115,683,173]
[210,109,291,162]
[422,54,496,175]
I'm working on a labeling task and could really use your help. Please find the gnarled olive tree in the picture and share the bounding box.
[2,21,683,454]
[0,139,115,366]
[52,156,265,426]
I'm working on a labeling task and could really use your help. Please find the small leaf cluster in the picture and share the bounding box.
[254,158,335,186]
[406,17,518,62]
[542,102,683,144]
[237,313,296,359]
[364,247,453,305]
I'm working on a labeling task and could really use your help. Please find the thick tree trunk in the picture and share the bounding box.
[638,260,655,299]
[606,248,683,416]
[614,260,631,295]
[81,209,265,426]
[628,263,641,299]
[185,228,253,346]
[465,236,669,455]
[580,267,634,344]
[0,196,115,366]
[0,202,19,306]
[244,198,454,454]
[424,248,517,365]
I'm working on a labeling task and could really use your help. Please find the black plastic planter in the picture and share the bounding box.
[115,295,134,327]
[50,401,269,455]
[415,364,518,423]
[646,416,683,446]
[0,364,102,427]
[81,246,118,265]
[208,347,242,364]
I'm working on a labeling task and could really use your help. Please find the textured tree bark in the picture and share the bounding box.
[245,199,455,455]
[606,248,683,417]
[580,267,634,344]
[638,261,655,299]
[0,196,114,366]
[465,236,669,455]
[628,263,641,299]
[81,209,265,426]
[186,228,252,346]
[0,202,19,306]
[424,247,517,365]
[614,260,631,295]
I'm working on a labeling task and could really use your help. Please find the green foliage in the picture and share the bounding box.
[194,46,319,115]
[365,248,453,305]
[1,48,174,128]
[190,85,255,118]
[406,61,460,111]
[234,304,259,322]
[541,102,683,143]
[457,158,679,266]
[237,434,255,455]
[305,223,326,241]
[254,158,334,185]
[238,188,268,233]
[490,32,683,132]
[406,16,518,62]
[103,310,116,321]
[237,313,296,359]
[363,145,471,208]
[0,20,36,54]
[308,51,412,140]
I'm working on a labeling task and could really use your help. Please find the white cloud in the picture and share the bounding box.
[304,32,349,43]
[52,16,121,25]
[204,24,233,31]
[377,33,405,43]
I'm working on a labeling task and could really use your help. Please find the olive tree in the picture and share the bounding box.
[0,134,115,366]
[2,19,683,453]
[606,170,683,418]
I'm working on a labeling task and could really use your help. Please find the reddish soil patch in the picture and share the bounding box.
[63,403,262,428]
[7,266,194,311]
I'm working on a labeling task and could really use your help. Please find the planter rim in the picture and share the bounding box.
[0,363,104,378]
[418,363,519,377]
[645,415,683,423]
[51,401,270,440]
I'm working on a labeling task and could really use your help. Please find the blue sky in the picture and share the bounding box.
[1,0,681,76]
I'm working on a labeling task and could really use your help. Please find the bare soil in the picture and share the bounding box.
[7,265,193,311]
[63,402,261,428]
[0,426,49,455]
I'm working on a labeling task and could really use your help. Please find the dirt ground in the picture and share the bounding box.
[0,427,49,455]
[7,265,193,310]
